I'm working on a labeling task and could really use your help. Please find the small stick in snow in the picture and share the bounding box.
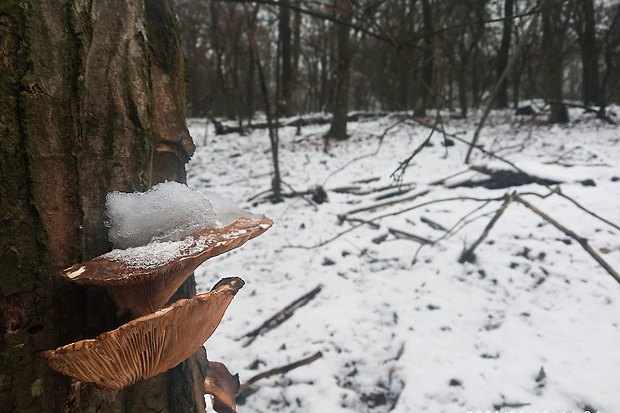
[458,194,513,264]
[290,195,505,250]
[388,228,433,245]
[238,285,323,346]
[342,189,430,216]
[427,169,471,186]
[237,351,323,396]
[420,216,447,231]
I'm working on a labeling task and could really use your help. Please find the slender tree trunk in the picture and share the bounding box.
[248,26,282,203]
[0,1,206,412]
[279,0,293,117]
[496,0,514,108]
[457,65,468,118]
[542,0,569,123]
[414,0,434,117]
[291,0,302,115]
[326,1,353,141]
[580,0,601,107]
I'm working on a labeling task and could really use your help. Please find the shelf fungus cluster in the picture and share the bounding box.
[43,183,272,396]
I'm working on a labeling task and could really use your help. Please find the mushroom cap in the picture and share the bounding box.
[62,217,272,315]
[204,361,240,413]
[43,277,244,390]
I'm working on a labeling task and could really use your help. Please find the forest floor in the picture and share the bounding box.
[187,106,620,413]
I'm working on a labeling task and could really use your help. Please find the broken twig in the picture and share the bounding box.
[342,189,430,216]
[388,228,433,245]
[239,285,323,346]
[421,216,447,231]
[238,351,323,395]
[458,194,513,263]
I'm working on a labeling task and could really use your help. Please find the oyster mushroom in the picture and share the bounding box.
[62,217,272,316]
[43,277,244,390]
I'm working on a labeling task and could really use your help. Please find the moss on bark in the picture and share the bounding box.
[1,1,203,412]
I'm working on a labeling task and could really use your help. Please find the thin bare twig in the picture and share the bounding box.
[238,285,323,346]
[322,117,403,186]
[554,188,620,232]
[288,195,505,249]
[412,118,620,233]
[281,180,319,211]
[464,7,540,163]
[458,194,513,263]
[514,195,620,285]
[388,228,433,245]
[238,351,323,395]
[342,189,430,216]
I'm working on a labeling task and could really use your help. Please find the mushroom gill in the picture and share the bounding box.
[43,277,244,390]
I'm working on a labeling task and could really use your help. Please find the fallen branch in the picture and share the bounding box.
[514,195,620,285]
[237,351,323,395]
[340,216,381,229]
[420,216,447,231]
[342,189,430,216]
[388,228,433,244]
[289,195,505,249]
[239,285,323,346]
[458,194,513,263]
[412,202,495,265]
[428,169,471,186]
[331,181,417,196]
[281,180,320,210]
[554,188,620,232]
[375,188,413,201]
[411,119,620,233]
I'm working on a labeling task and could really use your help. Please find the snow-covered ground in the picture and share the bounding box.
[187,107,620,413]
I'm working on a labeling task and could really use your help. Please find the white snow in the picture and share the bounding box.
[101,237,200,269]
[187,108,620,413]
[106,181,257,249]
[100,229,252,270]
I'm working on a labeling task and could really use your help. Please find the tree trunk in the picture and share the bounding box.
[542,0,569,123]
[580,0,601,107]
[279,0,293,117]
[291,0,302,115]
[496,0,514,108]
[0,1,206,412]
[414,0,434,117]
[326,1,353,141]
[457,66,468,118]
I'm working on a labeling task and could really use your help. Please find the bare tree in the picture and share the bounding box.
[542,0,569,123]
[325,0,355,141]
[496,0,514,108]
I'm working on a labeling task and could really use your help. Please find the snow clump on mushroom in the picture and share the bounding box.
[106,181,261,249]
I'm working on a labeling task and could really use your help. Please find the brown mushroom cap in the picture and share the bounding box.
[43,277,244,390]
[204,361,240,413]
[61,217,272,315]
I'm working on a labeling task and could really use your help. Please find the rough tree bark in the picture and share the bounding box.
[325,0,354,141]
[279,0,294,117]
[579,0,601,107]
[542,0,569,123]
[0,1,206,412]
[414,0,434,117]
[496,0,514,108]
